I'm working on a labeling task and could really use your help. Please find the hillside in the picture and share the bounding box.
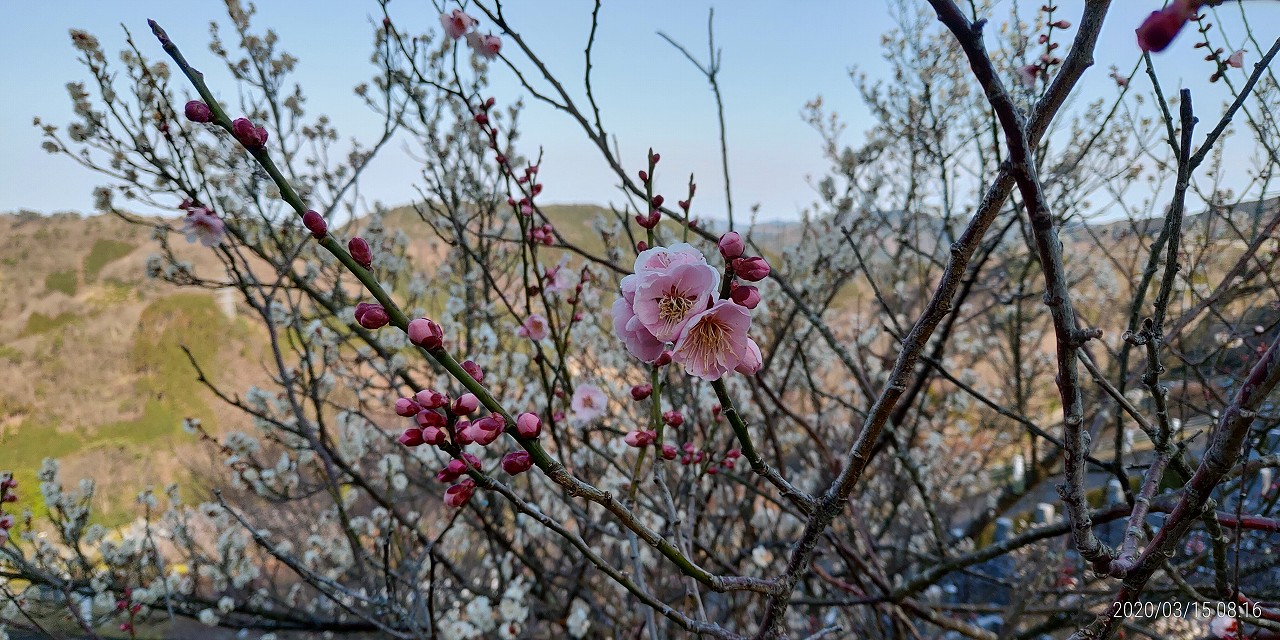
[0,211,263,521]
[2,199,1274,523]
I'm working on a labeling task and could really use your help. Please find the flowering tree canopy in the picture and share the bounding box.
[4,2,1280,640]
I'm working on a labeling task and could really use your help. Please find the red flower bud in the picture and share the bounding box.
[662,410,684,427]
[354,302,389,329]
[501,450,533,475]
[462,359,484,383]
[408,318,445,350]
[624,429,657,448]
[302,210,327,239]
[452,393,480,416]
[718,231,745,259]
[231,117,268,150]
[654,351,673,367]
[515,412,542,438]
[733,256,771,282]
[184,100,213,123]
[415,389,449,409]
[348,237,373,268]
[394,397,422,417]
[651,195,664,208]
[661,443,678,460]
[1136,6,1192,53]
[415,410,446,429]
[418,425,446,446]
[630,384,653,401]
[398,428,424,447]
[730,284,762,309]
[443,479,476,507]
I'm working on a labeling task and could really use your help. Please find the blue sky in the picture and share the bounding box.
[2,1,1275,221]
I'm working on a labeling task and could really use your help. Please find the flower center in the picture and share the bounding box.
[683,317,730,369]
[658,290,696,327]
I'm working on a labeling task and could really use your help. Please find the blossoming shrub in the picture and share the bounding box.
[5,2,1280,639]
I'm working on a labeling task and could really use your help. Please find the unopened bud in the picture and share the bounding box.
[184,100,213,123]
[348,237,373,268]
[302,210,327,239]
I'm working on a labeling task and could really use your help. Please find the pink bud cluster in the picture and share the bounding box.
[1016,5,1071,90]
[612,235,767,380]
[617,437,742,475]
[395,375,545,506]
[635,150,664,229]
[528,223,555,245]
[439,8,501,60]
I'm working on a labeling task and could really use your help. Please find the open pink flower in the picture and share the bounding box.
[467,32,502,59]
[1016,64,1040,89]
[544,256,573,294]
[1227,49,1246,69]
[180,207,225,247]
[632,242,707,274]
[570,383,608,424]
[671,300,754,381]
[518,313,549,340]
[631,262,719,342]
[439,9,476,40]
[612,297,665,363]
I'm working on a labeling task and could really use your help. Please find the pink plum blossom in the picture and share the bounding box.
[467,32,502,59]
[629,256,720,342]
[439,9,476,40]
[1227,49,1246,69]
[543,256,573,294]
[570,383,608,424]
[180,207,225,247]
[671,300,755,381]
[1017,64,1040,89]
[611,297,665,363]
[518,313,549,340]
